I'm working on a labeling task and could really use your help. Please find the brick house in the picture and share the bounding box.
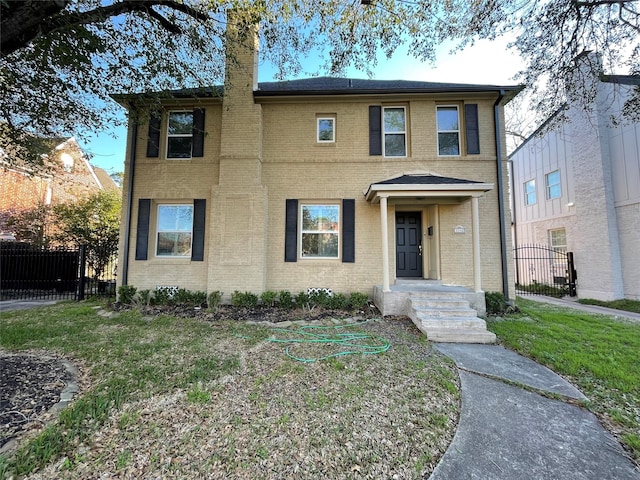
[0,137,119,240]
[510,57,640,301]
[115,20,519,342]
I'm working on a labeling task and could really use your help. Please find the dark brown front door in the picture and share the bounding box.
[396,212,422,277]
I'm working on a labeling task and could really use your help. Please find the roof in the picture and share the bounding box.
[364,174,494,203]
[256,77,521,98]
[601,75,640,86]
[93,167,120,192]
[114,77,522,106]
[373,174,486,186]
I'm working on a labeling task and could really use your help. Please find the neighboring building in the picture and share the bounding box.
[115,19,519,340]
[0,137,119,239]
[510,59,640,301]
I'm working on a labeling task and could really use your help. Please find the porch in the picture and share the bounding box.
[373,279,496,344]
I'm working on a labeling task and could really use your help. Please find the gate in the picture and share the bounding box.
[0,242,117,301]
[513,244,577,297]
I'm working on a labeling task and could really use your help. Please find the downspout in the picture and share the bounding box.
[120,108,138,286]
[494,89,511,303]
[509,159,520,288]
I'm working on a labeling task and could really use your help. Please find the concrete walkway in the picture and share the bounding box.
[431,343,639,479]
[0,299,59,312]
[525,295,640,323]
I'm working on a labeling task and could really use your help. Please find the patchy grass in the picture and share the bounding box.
[577,298,640,314]
[0,302,458,479]
[487,297,640,462]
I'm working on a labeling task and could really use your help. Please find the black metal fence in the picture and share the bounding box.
[0,242,117,301]
[514,244,577,297]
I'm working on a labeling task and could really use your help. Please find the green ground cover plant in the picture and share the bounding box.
[487,297,640,462]
[0,301,459,479]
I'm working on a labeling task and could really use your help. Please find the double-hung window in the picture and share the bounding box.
[437,106,461,156]
[549,228,567,254]
[545,170,561,199]
[317,117,335,142]
[383,107,406,157]
[167,111,194,159]
[524,179,536,205]
[300,204,340,259]
[156,204,193,257]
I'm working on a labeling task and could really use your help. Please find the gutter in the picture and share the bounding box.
[120,109,137,286]
[494,89,511,303]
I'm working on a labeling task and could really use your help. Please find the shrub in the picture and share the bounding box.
[231,291,259,308]
[207,291,223,312]
[134,289,152,307]
[278,290,293,309]
[152,288,173,306]
[309,289,331,308]
[117,285,137,305]
[172,289,207,307]
[260,291,278,307]
[348,292,370,311]
[294,291,311,310]
[485,291,508,316]
[327,292,348,310]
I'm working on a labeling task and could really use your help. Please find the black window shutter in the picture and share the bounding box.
[465,104,480,155]
[146,112,161,158]
[284,199,298,262]
[192,108,205,157]
[342,199,355,263]
[135,199,151,260]
[369,106,382,155]
[191,199,206,261]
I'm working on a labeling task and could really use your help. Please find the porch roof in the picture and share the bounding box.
[364,174,494,204]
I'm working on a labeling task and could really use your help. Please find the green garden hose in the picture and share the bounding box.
[266,320,391,363]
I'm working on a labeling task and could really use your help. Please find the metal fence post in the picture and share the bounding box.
[77,244,87,301]
[567,252,577,297]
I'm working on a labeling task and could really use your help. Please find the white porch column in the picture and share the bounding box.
[380,196,390,292]
[471,196,482,292]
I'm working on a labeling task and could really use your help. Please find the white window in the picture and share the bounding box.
[300,204,340,259]
[546,170,561,199]
[524,179,536,205]
[167,111,193,159]
[549,228,567,254]
[437,106,460,156]
[383,107,406,157]
[156,205,193,257]
[549,228,568,278]
[60,153,74,172]
[317,117,335,142]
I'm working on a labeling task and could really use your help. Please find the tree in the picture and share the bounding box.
[6,204,55,248]
[1,0,638,162]
[53,190,121,280]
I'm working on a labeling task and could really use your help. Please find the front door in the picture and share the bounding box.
[396,212,423,277]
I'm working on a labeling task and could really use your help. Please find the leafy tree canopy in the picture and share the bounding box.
[1,0,639,163]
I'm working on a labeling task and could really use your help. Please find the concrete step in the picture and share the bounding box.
[410,298,470,309]
[424,327,497,344]
[414,307,479,318]
[407,292,496,344]
[417,316,487,330]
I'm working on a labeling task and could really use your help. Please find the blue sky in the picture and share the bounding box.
[80,36,523,174]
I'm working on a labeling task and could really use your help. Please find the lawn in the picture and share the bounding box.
[0,302,459,479]
[487,297,640,462]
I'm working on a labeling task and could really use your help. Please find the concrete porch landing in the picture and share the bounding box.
[373,280,496,344]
